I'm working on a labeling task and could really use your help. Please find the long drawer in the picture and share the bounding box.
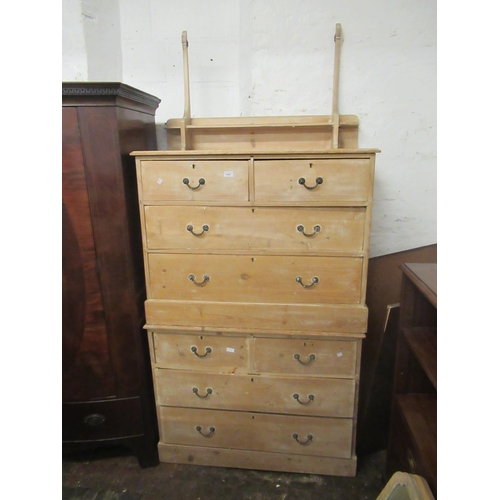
[254,158,372,203]
[140,160,249,202]
[159,406,353,459]
[155,370,356,417]
[148,254,363,304]
[144,206,366,252]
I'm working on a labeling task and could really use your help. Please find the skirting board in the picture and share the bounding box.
[158,443,357,477]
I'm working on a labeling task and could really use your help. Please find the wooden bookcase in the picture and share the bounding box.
[386,263,437,496]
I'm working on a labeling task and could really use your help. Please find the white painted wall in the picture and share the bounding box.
[62,0,88,80]
[62,0,437,257]
[62,0,122,81]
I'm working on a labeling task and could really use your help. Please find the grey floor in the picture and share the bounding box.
[62,446,388,500]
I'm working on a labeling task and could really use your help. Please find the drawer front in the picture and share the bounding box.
[148,254,363,304]
[254,338,358,377]
[153,332,249,372]
[159,406,353,458]
[144,206,366,252]
[140,160,249,201]
[254,158,372,203]
[155,370,356,418]
[146,301,368,334]
[62,398,144,442]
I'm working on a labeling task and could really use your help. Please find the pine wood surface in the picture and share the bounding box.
[147,254,363,304]
[140,160,249,202]
[152,332,249,372]
[144,206,366,253]
[157,443,357,477]
[145,300,368,334]
[159,406,353,459]
[253,337,359,377]
[154,369,356,418]
[253,158,372,203]
[164,115,362,151]
[135,149,376,475]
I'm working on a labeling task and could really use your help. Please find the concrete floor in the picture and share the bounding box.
[62,446,388,500]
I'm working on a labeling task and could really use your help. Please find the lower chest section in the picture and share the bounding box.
[149,330,362,476]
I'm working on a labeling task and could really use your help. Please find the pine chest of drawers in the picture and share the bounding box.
[132,150,377,476]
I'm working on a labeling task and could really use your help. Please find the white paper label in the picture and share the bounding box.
[157,178,163,185]
[226,347,235,353]
[224,171,234,177]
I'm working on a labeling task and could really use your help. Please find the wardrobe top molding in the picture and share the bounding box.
[162,24,378,152]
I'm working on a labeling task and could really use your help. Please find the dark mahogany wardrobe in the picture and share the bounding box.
[62,82,160,466]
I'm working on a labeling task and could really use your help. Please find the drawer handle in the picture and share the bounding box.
[186,224,209,236]
[193,387,213,398]
[188,273,210,286]
[294,353,316,365]
[183,177,206,190]
[296,276,319,288]
[292,433,313,445]
[83,413,106,427]
[297,224,321,237]
[191,346,212,357]
[293,393,315,405]
[298,177,323,190]
[196,425,215,438]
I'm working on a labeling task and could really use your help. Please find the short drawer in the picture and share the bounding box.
[148,254,363,304]
[155,370,356,418]
[254,338,359,377]
[139,160,249,201]
[144,206,366,252]
[159,406,353,459]
[254,158,372,203]
[152,332,249,373]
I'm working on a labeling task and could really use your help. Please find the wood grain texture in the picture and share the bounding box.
[135,149,376,475]
[153,332,250,372]
[158,442,357,476]
[144,206,366,253]
[254,337,359,378]
[62,83,160,467]
[356,244,437,457]
[159,406,353,458]
[145,300,368,334]
[140,160,249,202]
[164,115,360,152]
[254,158,372,203]
[154,369,356,417]
[62,106,115,402]
[147,254,363,304]
[386,264,437,496]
